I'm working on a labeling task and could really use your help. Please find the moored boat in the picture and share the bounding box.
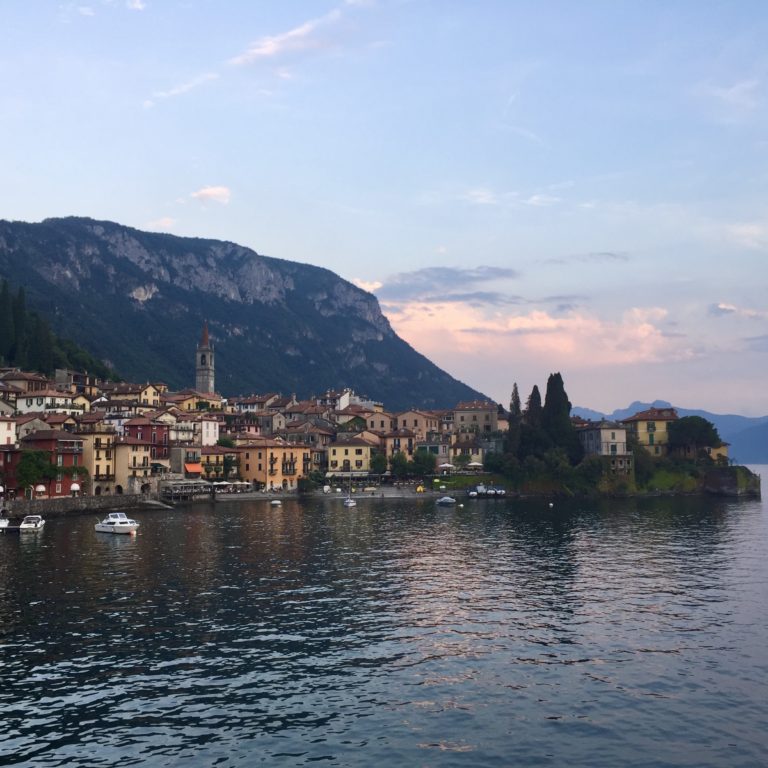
[95,512,139,535]
[19,515,45,531]
[436,496,457,506]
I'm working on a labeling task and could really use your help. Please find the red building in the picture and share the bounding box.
[123,417,171,462]
[15,429,85,498]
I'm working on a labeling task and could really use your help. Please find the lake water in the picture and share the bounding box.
[1,472,767,767]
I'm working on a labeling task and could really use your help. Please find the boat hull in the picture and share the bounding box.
[95,523,139,534]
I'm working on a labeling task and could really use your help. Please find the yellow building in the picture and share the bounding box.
[237,437,311,490]
[328,439,373,476]
[76,413,118,495]
[114,436,152,493]
[621,407,678,457]
[395,410,440,440]
[201,444,239,481]
[453,400,499,434]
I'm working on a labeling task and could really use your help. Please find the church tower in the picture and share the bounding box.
[195,321,215,394]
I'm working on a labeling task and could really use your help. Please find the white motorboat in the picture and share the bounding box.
[270,499,282,506]
[343,496,357,508]
[95,512,139,535]
[436,496,457,506]
[19,515,45,531]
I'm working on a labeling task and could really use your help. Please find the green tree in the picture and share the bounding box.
[217,436,236,448]
[390,451,410,479]
[411,448,436,476]
[16,451,57,492]
[668,416,722,460]
[370,451,388,477]
[454,453,470,469]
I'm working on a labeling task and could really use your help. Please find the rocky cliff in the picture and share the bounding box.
[0,217,486,410]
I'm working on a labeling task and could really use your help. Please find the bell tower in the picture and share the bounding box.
[195,321,215,394]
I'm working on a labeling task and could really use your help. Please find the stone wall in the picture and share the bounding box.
[2,494,156,519]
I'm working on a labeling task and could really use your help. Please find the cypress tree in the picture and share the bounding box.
[542,372,583,464]
[504,382,522,455]
[524,385,543,427]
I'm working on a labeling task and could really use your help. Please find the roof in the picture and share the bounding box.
[622,407,679,423]
[454,400,497,411]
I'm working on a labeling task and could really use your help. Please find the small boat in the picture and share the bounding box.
[270,499,282,506]
[436,496,457,506]
[343,496,357,508]
[19,515,45,531]
[0,509,9,529]
[95,512,139,535]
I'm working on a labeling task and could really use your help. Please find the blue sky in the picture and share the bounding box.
[1,1,767,415]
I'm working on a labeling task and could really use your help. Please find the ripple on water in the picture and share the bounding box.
[0,495,766,766]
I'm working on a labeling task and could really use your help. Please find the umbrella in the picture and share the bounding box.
[438,463,454,469]
[467,461,483,468]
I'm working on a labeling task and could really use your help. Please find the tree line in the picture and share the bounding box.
[0,279,114,379]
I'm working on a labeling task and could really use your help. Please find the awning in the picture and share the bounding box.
[184,463,203,473]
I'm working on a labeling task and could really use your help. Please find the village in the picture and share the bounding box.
[0,324,719,503]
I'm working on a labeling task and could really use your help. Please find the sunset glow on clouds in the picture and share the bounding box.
[384,299,690,369]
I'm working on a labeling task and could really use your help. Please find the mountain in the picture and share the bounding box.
[572,400,768,463]
[0,217,487,411]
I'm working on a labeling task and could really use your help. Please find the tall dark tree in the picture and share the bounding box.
[524,385,543,427]
[504,382,522,455]
[541,372,583,465]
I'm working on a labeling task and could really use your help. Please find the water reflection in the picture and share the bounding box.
[0,492,766,766]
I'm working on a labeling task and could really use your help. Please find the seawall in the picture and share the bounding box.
[2,494,166,519]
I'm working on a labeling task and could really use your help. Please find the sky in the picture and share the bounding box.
[1,1,767,416]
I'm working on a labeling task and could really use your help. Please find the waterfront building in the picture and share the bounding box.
[576,420,633,476]
[621,407,678,457]
[237,436,311,491]
[327,438,374,477]
[76,412,118,496]
[18,429,84,498]
[114,436,152,493]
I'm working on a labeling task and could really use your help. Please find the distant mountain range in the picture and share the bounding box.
[572,400,768,464]
[0,217,487,411]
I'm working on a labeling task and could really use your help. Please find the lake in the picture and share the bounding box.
[1,473,767,766]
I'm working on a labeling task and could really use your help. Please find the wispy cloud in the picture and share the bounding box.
[126,0,146,10]
[462,188,498,206]
[709,302,768,320]
[545,251,630,266]
[191,186,231,205]
[377,265,520,302]
[727,221,768,249]
[697,78,761,123]
[146,217,176,231]
[144,3,370,108]
[522,193,560,207]
[143,72,219,108]
[229,9,342,66]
